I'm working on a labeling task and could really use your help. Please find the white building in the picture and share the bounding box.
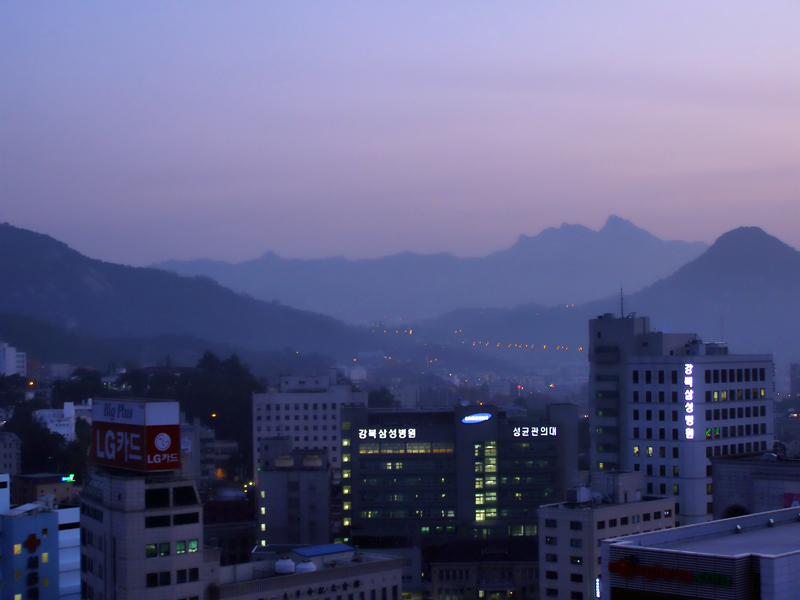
[589,313,774,525]
[0,342,26,377]
[34,400,93,442]
[601,506,800,600]
[252,371,367,473]
[537,472,675,600]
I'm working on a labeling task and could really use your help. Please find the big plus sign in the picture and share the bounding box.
[23,533,41,553]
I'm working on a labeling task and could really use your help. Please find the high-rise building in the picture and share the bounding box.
[341,403,578,548]
[80,399,207,600]
[588,313,774,524]
[252,372,367,473]
[0,342,26,377]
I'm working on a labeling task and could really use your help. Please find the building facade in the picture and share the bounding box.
[252,372,368,473]
[0,342,26,377]
[341,403,578,548]
[257,438,332,546]
[602,506,800,600]
[589,313,774,524]
[0,431,22,476]
[537,472,675,600]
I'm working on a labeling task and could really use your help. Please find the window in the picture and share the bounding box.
[545,553,557,562]
[159,543,170,557]
[546,571,558,580]
[571,593,583,600]
[570,521,582,530]
[570,573,583,582]
[545,536,557,545]
[570,556,582,565]
[147,573,158,588]
[189,568,199,582]
[188,539,198,553]
[545,519,557,528]
[570,539,582,548]
[645,371,652,384]
[146,544,157,558]
[632,370,639,384]
[176,541,186,554]
[177,569,187,584]
[597,521,605,530]
[545,589,558,597]
[145,516,170,528]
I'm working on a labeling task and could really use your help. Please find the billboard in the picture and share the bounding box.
[91,400,180,472]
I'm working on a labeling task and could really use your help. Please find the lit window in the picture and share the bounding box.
[176,541,186,554]
[42,552,48,563]
[646,446,653,457]
[13,544,21,554]
[188,539,198,553]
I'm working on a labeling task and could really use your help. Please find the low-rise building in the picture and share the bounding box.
[12,473,77,505]
[208,543,403,600]
[34,400,93,442]
[601,506,800,599]
[538,472,675,600]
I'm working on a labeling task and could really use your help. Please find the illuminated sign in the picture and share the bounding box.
[684,364,695,440]
[461,413,492,424]
[61,474,75,482]
[609,558,730,587]
[513,426,557,437]
[358,428,416,439]
[91,400,181,472]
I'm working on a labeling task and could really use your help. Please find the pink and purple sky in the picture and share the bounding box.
[1,2,798,265]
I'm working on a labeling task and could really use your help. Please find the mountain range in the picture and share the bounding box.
[154,216,707,324]
[415,227,800,369]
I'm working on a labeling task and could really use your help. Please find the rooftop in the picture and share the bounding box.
[293,543,353,557]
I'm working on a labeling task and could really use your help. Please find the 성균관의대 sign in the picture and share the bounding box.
[91,400,181,472]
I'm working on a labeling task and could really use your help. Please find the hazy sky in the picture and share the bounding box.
[2,2,798,265]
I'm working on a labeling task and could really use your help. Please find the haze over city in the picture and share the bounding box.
[2,1,798,266]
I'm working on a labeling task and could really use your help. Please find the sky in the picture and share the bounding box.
[1,2,798,266]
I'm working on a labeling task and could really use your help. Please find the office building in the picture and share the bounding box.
[341,403,578,548]
[601,506,800,599]
[588,313,774,524]
[80,399,207,600]
[252,372,368,473]
[12,473,78,505]
[256,438,331,546]
[537,472,675,600]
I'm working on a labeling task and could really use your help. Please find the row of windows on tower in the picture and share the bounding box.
[633,405,766,421]
[632,388,766,403]
[631,368,766,385]
[632,424,766,440]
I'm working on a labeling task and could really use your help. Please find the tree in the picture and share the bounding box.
[368,387,399,409]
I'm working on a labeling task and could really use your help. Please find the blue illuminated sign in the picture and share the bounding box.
[461,413,492,424]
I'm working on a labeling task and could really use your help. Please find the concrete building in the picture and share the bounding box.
[710,451,800,519]
[537,472,675,600]
[257,438,331,547]
[252,371,368,473]
[0,498,61,600]
[588,313,774,524]
[341,403,578,549]
[0,431,22,476]
[1,342,26,377]
[206,543,403,600]
[601,506,800,600]
[12,473,78,505]
[430,539,539,600]
[179,415,240,481]
[34,400,93,442]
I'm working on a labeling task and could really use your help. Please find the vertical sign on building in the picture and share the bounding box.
[684,364,695,440]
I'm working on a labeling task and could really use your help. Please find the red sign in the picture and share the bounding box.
[93,423,180,471]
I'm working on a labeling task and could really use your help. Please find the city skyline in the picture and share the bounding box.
[1,2,798,266]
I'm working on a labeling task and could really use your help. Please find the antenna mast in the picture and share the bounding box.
[620,288,624,319]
